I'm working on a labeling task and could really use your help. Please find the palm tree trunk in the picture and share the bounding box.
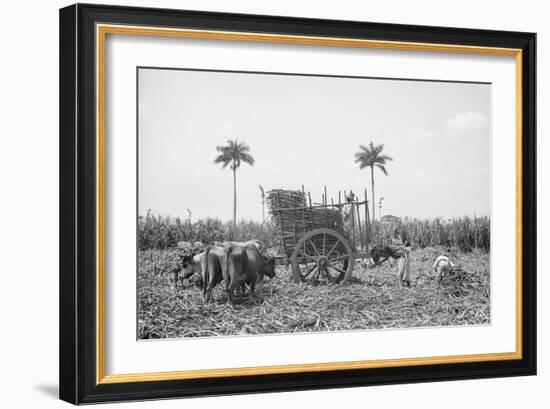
[233,166,237,227]
[370,165,375,223]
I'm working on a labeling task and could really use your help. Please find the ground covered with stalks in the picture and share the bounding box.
[137,247,490,339]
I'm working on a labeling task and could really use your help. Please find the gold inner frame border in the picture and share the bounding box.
[95,23,523,385]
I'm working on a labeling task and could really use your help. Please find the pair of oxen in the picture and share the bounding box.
[179,240,275,303]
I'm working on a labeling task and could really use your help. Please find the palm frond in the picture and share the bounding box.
[213,154,232,168]
[354,151,367,162]
[373,143,384,156]
[240,152,255,165]
[375,163,388,176]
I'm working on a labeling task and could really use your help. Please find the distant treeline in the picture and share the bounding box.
[138,211,490,253]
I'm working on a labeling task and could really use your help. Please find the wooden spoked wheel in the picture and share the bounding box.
[290,228,355,284]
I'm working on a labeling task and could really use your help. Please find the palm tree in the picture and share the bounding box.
[214,139,255,226]
[355,142,393,223]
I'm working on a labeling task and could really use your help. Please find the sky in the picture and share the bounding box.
[138,68,491,222]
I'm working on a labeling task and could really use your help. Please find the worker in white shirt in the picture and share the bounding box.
[433,253,455,283]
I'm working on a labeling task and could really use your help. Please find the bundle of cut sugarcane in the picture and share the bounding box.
[267,189,345,256]
[266,189,307,210]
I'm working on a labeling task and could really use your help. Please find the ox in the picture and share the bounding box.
[215,240,263,253]
[179,251,204,279]
[223,243,275,303]
[201,245,226,302]
[169,251,204,290]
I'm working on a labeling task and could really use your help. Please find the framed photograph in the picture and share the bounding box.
[59,3,536,404]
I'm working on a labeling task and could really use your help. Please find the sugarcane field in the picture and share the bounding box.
[137,190,490,339]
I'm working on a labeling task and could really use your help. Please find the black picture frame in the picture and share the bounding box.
[60,3,536,405]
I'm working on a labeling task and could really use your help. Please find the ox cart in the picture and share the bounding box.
[267,188,371,284]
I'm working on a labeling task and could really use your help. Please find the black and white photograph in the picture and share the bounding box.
[137,67,491,340]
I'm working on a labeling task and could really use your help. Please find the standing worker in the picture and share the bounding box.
[342,191,356,251]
